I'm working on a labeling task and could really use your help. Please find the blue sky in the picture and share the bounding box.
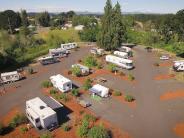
[0,0,183,13]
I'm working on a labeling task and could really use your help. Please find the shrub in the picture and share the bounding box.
[0,123,4,135]
[19,127,28,133]
[128,74,135,81]
[28,67,34,74]
[71,66,81,77]
[42,80,53,88]
[50,89,57,95]
[83,56,97,68]
[60,93,69,102]
[88,125,110,138]
[124,95,134,102]
[40,132,53,138]
[9,114,28,128]
[107,63,117,73]
[83,78,92,90]
[77,119,89,138]
[83,114,96,123]
[62,123,70,131]
[113,91,122,96]
[71,88,79,97]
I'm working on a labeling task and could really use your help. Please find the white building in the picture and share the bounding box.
[114,51,129,59]
[89,84,109,98]
[61,43,77,50]
[71,64,90,76]
[1,71,22,84]
[49,48,69,58]
[74,25,84,31]
[26,97,58,130]
[50,74,72,92]
[106,55,134,70]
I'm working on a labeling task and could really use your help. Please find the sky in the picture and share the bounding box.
[0,0,183,14]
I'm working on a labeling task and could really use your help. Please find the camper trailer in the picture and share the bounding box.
[114,51,129,59]
[106,55,134,70]
[90,48,105,55]
[61,43,77,50]
[49,48,69,58]
[1,71,22,84]
[71,64,90,76]
[38,56,57,65]
[50,74,72,92]
[173,60,184,71]
[89,84,109,98]
[26,97,58,130]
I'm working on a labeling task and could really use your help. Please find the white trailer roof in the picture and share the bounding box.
[106,55,133,63]
[50,74,71,84]
[1,71,18,77]
[49,48,66,53]
[89,84,109,94]
[38,56,53,61]
[27,97,56,119]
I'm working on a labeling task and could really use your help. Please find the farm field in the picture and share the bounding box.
[0,44,184,138]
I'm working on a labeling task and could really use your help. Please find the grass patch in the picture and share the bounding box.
[91,95,102,102]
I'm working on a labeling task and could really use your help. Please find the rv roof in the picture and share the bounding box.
[1,71,18,77]
[42,96,63,110]
[72,64,89,70]
[107,55,133,63]
[27,97,56,119]
[50,74,71,84]
[49,48,66,53]
[38,56,53,60]
[91,84,109,92]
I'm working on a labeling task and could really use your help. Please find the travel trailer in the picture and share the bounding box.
[61,43,77,50]
[71,64,90,76]
[49,48,69,58]
[120,46,132,53]
[114,51,129,59]
[50,74,72,92]
[89,84,109,98]
[26,97,58,130]
[173,60,184,72]
[1,71,22,84]
[90,48,105,55]
[106,55,134,70]
[38,56,57,65]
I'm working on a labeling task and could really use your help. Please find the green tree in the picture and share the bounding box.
[71,66,81,77]
[88,125,110,138]
[36,12,50,27]
[20,10,29,27]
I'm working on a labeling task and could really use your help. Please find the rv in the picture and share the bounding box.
[90,48,105,55]
[1,71,22,84]
[26,97,58,130]
[106,55,134,70]
[120,46,131,53]
[49,48,69,58]
[38,56,57,65]
[61,43,77,50]
[173,61,184,72]
[71,64,90,76]
[114,51,129,59]
[50,74,72,92]
[89,84,109,98]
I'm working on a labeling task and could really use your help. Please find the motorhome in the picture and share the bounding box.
[71,64,90,76]
[89,84,109,98]
[106,55,134,70]
[26,97,58,130]
[61,43,77,50]
[50,74,72,92]
[38,56,57,65]
[173,60,184,71]
[49,48,69,58]
[1,71,22,84]
[114,51,129,59]
[90,48,105,55]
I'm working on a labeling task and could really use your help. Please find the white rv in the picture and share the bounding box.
[120,46,132,53]
[49,48,69,58]
[61,43,77,50]
[90,48,105,55]
[1,71,22,84]
[71,64,90,76]
[106,55,134,70]
[114,51,129,59]
[26,97,58,130]
[89,84,109,98]
[173,60,184,71]
[38,56,57,65]
[50,74,72,92]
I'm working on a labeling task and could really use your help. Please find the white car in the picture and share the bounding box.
[160,55,170,60]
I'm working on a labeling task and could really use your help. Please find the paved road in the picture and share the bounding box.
[0,45,184,138]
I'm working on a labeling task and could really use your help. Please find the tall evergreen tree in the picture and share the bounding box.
[21,10,29,27]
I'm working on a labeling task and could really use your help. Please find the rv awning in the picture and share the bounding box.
[42,96,63,110]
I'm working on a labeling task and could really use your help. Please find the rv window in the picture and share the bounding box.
[35,118,40,123]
